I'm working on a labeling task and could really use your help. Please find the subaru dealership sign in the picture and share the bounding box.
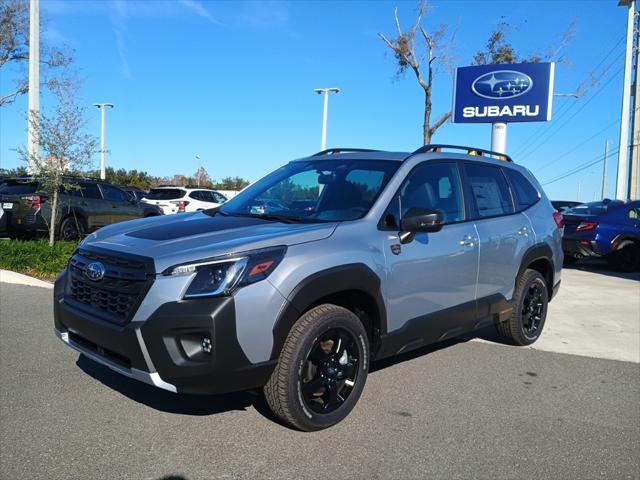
[452,63,555,123]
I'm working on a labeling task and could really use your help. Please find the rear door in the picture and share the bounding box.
[463,162,534,302]
[99,184,140,223]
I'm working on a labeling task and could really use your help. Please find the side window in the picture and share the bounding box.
[213,192,226,203]
[382,163,465,228]
[464,163,514,218]
[202,191,215,202]
[80,182,102,199]
[504,168,540,211]
[628,207,640,220]
[189,191,203,201]
[101,184,128,202]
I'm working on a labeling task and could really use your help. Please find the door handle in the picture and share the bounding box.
[517,226,529,237]
[460,235,475,247]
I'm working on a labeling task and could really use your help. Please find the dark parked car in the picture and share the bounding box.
[551,200,581,213]
[562,199,640,271]
[0,177,162,240]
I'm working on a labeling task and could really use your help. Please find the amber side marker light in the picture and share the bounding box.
[249,261,275,277]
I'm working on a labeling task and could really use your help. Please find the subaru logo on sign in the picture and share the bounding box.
[471,70,533,99]
[85,262,106,281]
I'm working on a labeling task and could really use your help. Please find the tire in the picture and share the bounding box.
[58,216,84,241]
[496,269,549,346]
[264,304,369,431]
[607,243,640,272]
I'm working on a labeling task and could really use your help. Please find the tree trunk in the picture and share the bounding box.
[48,189,58,246]
[423,90,432,145]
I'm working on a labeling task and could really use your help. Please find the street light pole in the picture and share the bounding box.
[314,88,340,150]
[94,103,114,180]
[27,0,39,173]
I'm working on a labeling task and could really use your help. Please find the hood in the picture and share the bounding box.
[82,212,338,272]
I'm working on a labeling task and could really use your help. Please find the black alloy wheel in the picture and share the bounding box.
[300,328,360,414]
[521,282,544,338]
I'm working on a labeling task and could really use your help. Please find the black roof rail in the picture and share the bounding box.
[313,148,382,156]
[410,144,513,163]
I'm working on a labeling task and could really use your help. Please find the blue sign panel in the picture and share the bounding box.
[452,62,555,123]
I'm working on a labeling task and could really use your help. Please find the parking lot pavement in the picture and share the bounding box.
[1,281,639,480]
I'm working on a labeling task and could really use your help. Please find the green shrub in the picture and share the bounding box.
[0,240,77,281]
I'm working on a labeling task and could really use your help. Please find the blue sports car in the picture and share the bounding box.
[562,199,640,272]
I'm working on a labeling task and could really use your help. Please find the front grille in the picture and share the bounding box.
[65,249,153,325]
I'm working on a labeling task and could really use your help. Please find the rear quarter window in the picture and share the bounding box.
[504,169,540,211]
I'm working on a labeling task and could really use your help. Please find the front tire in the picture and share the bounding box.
[497,269,549,346]
[264,304,369,431]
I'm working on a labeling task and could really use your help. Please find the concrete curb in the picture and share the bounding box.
[0,270,54,289]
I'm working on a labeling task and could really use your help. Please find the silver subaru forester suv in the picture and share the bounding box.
[54,145,563,431]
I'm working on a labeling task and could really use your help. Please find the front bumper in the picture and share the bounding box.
[54,269,276,395]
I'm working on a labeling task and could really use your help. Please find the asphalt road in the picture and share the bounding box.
[1,281,639,480]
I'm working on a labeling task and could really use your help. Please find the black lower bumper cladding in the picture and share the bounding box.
[54,269,276,395]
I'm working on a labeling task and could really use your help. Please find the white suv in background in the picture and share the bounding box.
[141,186,227,214]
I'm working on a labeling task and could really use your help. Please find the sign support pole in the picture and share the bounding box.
[491,122,507,154]
[616,0,635,200]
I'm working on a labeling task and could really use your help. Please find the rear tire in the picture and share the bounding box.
[608,243,640,272]
[264,304,369,431]
[497,269,548,346]
[58,216,84,241]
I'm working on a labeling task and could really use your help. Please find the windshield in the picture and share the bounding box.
[567,201,624,215]
[145,188,185,200]
[219,159,400,222]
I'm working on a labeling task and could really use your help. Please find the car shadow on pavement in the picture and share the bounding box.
[564,258,640,281]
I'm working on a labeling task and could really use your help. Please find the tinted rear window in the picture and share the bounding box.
[504,169,539,211]
[146,188,185,200]
[0,180,38,195]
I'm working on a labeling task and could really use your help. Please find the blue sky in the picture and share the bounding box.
[0,0,629,201]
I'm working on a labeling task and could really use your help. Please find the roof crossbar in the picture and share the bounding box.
[410,144,513,163]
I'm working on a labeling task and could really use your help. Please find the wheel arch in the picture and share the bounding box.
[57,209,88,235]
[517,244,555,299]
[270,263,386,360]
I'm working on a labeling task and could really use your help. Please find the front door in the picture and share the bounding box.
[382,162,479,340]
[100,184,140,224]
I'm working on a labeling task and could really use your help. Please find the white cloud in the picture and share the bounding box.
[178,0,222,25]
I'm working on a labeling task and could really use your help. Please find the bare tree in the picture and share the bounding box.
[473,20,576,66]
[20,77,97,246]
[194,166,212,188]
[0,0,72,107]
[379,1,452,144]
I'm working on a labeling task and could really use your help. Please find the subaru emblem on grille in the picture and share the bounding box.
[84,262,106,281]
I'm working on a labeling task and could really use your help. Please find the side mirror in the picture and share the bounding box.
[399,208,444,244]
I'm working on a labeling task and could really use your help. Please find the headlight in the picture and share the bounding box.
[164,246,287,299]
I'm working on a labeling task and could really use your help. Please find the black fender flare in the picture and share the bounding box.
[269,263,386,360]
[517,243,555,296]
